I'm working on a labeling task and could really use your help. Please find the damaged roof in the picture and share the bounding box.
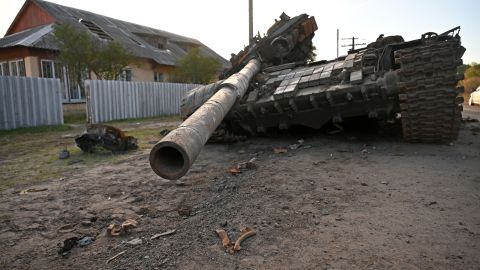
[0,0,230,68]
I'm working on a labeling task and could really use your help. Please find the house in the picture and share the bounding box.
[0,0,230,102]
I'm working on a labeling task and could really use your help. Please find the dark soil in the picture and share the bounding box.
[1,119,479,270]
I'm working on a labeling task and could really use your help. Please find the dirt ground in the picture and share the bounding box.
[0,111,479,269]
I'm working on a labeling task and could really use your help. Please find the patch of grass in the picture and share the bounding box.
[0,125,72,137]
[64,110,87,124]
[107,115,180,125]
[0,118,178,191]
[127,127,171,150]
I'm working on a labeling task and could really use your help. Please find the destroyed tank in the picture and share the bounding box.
[150,13,465,180]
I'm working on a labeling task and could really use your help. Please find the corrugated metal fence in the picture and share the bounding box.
[0,76,64,130]
[85,80,201,123]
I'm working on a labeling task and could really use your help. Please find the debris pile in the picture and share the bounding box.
[75,124,137,153]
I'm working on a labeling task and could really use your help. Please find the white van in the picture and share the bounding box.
[469,86,480,106]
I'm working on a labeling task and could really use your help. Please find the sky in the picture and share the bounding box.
[0,0,479,64]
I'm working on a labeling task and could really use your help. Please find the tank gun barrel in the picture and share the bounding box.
[149,59,261,180]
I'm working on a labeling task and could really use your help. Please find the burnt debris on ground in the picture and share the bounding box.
[75,124,138,153]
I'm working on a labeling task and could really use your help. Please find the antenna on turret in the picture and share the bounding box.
[249,0,253,44]
[341,36,366,52]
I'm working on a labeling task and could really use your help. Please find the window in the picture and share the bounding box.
[0,61,9,76]
[9,59,25,77]
[40,60,86,101]
[118,69,132,81]
[41,60,64,79]
[41,60,53,78]
[154,72,164,82]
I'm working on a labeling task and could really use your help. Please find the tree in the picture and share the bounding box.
[459,62,480,93]
[308,45,317,62]
[53,23,93,90]
[173,47,221,84]
[53,23,131,85]
[464,62,480,80]
[90,39,131,80]
[458,62,480,102]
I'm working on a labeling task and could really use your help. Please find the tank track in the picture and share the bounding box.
[395,40,465,143]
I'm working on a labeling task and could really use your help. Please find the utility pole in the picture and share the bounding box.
[341,36,366,52]
[249,0,253,45]
[336,29,339,58]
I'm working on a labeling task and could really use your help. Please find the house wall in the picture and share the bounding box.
[0,46,177,83]
[0,47,57,77]
[154,65,176,82]
[129,58,175,82]
[24,56,40,77]
[7,1,55,35]
[0,47,29,61]
[130,59,153,81]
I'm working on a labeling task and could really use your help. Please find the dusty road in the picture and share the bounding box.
[0,116,479,269]
[464,105,480,120]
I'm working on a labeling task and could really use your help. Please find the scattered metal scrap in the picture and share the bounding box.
[151,229,176,240]
[273,148,288,154]
[107,219,137,236]
[75,124,137,153]
[18,188,48,195]
[208,129,247,143]
[215,227,256,254]
[463,116,479,123]
[58,223,77,233]
[106,250,126,264]
[288,139,305,150]
[228,158,257,175]
[58,236,95,254]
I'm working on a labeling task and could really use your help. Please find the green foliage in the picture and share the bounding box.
[53,23,131,83]
[53,23,92,89]
[308,45,317,62]
[173,47,221,84]
[464,62,480,80]
[460,62,480,94]
[90,40,131,80]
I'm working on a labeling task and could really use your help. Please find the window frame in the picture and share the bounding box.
[41,59,54,78]
[0,61,9,76]
[9,59,25,77]
[40,59,65,80]
[154,71,164,82]
[118,69,132,81]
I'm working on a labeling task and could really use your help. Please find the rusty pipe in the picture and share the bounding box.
[149,59,261,180]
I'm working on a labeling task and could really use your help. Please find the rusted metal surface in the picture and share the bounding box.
[149,59,261,180]
[224,13,317,79]
[75,124,137,153]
